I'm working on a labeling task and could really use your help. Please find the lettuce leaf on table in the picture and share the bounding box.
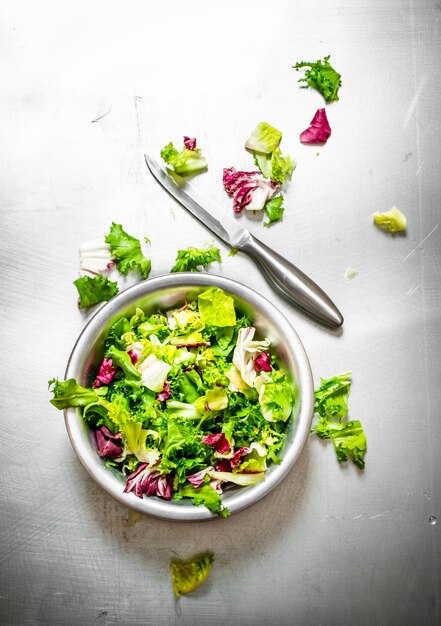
[105,222,151,279]
[170,245,222,273]
[74,275,119,308]
[293,55,342,103]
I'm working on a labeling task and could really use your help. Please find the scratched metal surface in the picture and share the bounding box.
[1,1,440,625]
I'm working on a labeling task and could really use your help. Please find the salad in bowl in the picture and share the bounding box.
[49,274,313,520]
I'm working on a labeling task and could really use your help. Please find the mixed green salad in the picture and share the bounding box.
[49,287,296,517]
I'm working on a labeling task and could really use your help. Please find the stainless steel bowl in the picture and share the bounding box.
[64,273,314,521]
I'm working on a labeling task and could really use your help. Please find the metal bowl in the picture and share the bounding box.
[64,273,313,521]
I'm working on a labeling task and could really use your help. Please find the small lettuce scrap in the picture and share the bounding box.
[312,373,367,469]
[73,275,119,308]
[105,222,151,278]
[170,552,214,597]
[160,137,207,177]
[373,206,407,233]
[171,245,222,273]
[246,122,296,184]
[293,55,342,103]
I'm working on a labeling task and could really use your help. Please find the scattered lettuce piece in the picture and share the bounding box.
[73,275,119,308]
[300,108,332,145]
[373,206,407,233]
[160,138,207,177]
[105,222,151,278]
[264,195,285,226]
[293,55,342,103]
[314,372,352,420]
[170,245,222,273]
[312,373,367,469]
[48,378,100,409]
[170,552,215,597]
[245,122,282,154]
[198,287,236,327]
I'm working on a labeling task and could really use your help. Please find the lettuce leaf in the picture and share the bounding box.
[314,372,351,420]
[198,288,236,327]
[177,483,228,517]
[160,139,207,177]
[73,275,119,308]
[170,245,222,273]
[312,373,367,469]
[264,195,285,226]
[293,55,342,103]
[245,122,282,154]
[373,206,407,233]
[48,378,101,409]
[258,374,294,422]
[169,552,215,596]
[105,222,151,278]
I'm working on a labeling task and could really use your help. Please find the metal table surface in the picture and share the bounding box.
[1,1,440,624]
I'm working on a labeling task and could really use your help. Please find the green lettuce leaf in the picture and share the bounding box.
[169,552,215,596]
[293,55,342,103]
[160,142,207,177]
[245,122,282,154]
[314,372,352,420]
[105,222,151,278]
[177,483,228,517]
[198,288,236,327]
[48,378,101,409]
[264,195,285,226]
[105,345,141,383]
[73,275,119,308]
[259,375,294,422]
[331,420,367,469]
[170,245,222,273]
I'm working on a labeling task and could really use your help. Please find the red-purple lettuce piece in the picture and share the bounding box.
[202,432,231,454]
[124,464,173,500]
[230,446,251,468]
[94,425,123,460]
[183,136,197,151]
[222,167,278,213]
[127,349,139,364]
[255,352,272,372]
[156,381,171,402]
[93,357,117,388]
[187,467,212,488]
[300,108,332,145]
[214,459,232,473]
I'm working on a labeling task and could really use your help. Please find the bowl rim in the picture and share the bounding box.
[64,272,314,521]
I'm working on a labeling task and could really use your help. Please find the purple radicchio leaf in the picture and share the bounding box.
[93,357,117,388]
[94,425,123,460]
[254,352,272,372]
[300,108,332,145]
[183,136,197,151]
[124,464,173,500]
[202,432,231,454]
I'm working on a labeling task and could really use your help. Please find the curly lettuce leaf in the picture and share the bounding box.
[74,275,119,308]
[178,483,228,517]
[170,552,215,596]
[48,378,101,409]
[293,55,342,103]
[264,194,285,226]
[331,420,366,469]
[171,245,222,273]
[105,222,151,278]
[312,373,367,469]
[314,372,352,420]
[198,287,236,328]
